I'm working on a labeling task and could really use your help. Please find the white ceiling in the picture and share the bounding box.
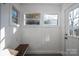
[20,3,63,6]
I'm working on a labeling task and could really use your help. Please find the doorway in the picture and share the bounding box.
[64,4,79,56]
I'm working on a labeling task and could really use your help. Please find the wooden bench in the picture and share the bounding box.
[15,44,29,56]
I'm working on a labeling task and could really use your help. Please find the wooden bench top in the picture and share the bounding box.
[15,44,29,56]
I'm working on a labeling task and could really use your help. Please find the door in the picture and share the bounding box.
[65,36,79,56]
[0,4,1,50]
[64,5,79,56]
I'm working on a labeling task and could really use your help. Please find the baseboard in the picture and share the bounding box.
[27,50,63,55]
[63,49,78,56]
[60,51,65,56]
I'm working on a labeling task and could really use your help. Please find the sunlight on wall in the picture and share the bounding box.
[0,39,5,50]
[13,27,17,34]
[45,35,50,42]
[1,27,5,41]
[0,27,5,50]
[24,14,26,26]
[17,24,20,27]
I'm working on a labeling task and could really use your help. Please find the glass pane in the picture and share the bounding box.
[74,8,79,18]
[69,19,72,25]
[69,24,73,35]
[12,8,18,17]
[68,8,79,36]
[69,11,74,35]
[12,10,17,17]
[12,7,18,24]
[44,15,57,20]
[74,29,79,36]
[73,18,79,26]
[69,29,73,35]
[26,20,40,25]
[69,11,73,19]
[44,15,58,26]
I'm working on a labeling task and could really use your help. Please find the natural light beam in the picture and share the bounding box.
[13,27,17,34]
[1,27,5,40]
[45,35,50,42]
[0,38,5,50]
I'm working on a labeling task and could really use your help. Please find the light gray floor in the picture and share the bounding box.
[25,54,62,56]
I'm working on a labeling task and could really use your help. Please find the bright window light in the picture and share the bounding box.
[44,14,58,26]
[44,15,58,20]
[68,7,79,36]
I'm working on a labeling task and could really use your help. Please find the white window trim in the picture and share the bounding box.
[24,13,59,28]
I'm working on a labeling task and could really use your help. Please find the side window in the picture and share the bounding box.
[12,7,18,24]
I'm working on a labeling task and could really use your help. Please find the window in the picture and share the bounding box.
[24,13,58,27]
[68,8,79,36]
[12,7,18,24]
[25,13,40,25]
[44,14,58,26]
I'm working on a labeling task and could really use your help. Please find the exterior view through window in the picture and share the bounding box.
[69,8,79,36]
[44,15,58,26]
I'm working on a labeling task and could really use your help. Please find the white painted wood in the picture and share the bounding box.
[63,3,79,56]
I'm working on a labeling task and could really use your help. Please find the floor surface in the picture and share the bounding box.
[25,54,62,56]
